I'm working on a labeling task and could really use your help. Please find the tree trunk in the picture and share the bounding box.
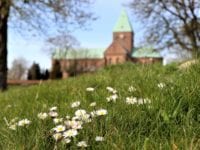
[0,1,10,91]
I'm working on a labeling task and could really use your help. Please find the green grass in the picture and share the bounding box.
[0,62,200,149]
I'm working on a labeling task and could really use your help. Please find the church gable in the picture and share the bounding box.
[105,41,127,55]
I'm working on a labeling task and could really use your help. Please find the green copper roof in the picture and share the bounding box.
[113,10,133,32]
[52,48,105,59]
[132,47,162,58]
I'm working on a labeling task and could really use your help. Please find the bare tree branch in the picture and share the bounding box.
[129,0,200,56]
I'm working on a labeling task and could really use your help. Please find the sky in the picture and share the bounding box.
[7,0,162,69]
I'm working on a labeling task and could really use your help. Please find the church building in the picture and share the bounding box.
[52,10,163,78]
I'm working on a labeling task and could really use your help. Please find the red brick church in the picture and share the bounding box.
[52,10,163,78]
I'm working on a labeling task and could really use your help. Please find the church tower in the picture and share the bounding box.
[113,10,134,53]
[105,10,134,65]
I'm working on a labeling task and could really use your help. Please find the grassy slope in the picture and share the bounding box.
[0,62,199,149]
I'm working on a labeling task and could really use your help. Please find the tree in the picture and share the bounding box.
[50,60,62,79]
[8,57,28,80]
[44,33,80,55]
[129,0,200,56]
[27,62,41,80]
[40,69,49,80]
[0,0,94,91]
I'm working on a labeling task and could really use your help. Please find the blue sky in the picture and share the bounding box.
[7,0,149,69]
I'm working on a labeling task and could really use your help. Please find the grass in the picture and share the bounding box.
[0,62,200,149]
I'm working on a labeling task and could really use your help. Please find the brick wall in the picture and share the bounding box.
[60,59,105,78]
[131,57,163,64]
[113,32,133,53]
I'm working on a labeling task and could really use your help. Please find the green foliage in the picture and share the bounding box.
[27,62,41,80]
[0,62,200,149]
[50,60,62,79]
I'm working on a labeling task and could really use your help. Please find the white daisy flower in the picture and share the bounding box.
[126,97,137,105]
[71,101,80,108]
[65,120,83,129]
[128,86,136,92]
[90,111,97,118]
[96,109,108,116]
[49,106,57,111]
[86,87,95,92]
[81,114,91,123]
[158,83,166,89]
[137,98,143,105]
[63,129,78,138]
[106,86,114,91]
[107,94,118,102]
[75,109,87,117]
[65,115,70,120]
[53,125,66,133]
[49,111,58,118]
[37,112,48,120]
[63,138,71,144]
[89,102,96,107]
[9,124,17,130]
[106,87,117,93]
[143,98,151,104]
[10,117,18,124]
[77,141,88,147]
[111,94,118,101]
[53,133,62,141]
[95,136,104,142]
[72,116,80,121]
[53,118,63,124]
[18,119,31,127]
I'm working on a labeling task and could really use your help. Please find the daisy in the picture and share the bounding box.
[90,111,97,118]
[71,101,80,108]
[53,125,66,133]
[107,94,118,102]
[63,138,71,144]
[49,106,57,111]
[77,141,88,147]
[18,119,31,127]
[65,120,83,129]
[106,87,117,93]
[158,83,166,89]
[63,129,78,138]
[89,102,96,107]
[65,115,70,120]
[9,124,17,130]
[53,133,62,141]
[86,87,95,92]
[143,98,151,104]
[126,97,137,105]
[128,86,136,92]
[37,112,48,120]
[53,118,63,124]
[137,98,144,105]
[95,136,104,142]
[96,109,108,116]
[49,111,58,118]
[75,109,87,117]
